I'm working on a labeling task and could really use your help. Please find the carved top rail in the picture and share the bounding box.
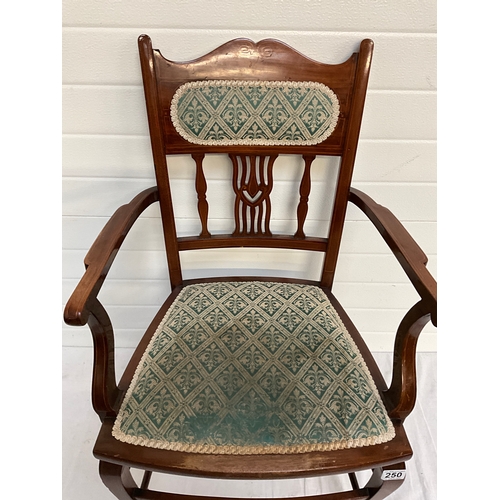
[147,37,358,155]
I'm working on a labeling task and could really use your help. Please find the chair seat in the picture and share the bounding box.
[112,281,394,455]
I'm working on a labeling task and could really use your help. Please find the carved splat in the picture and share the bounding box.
[230,154,277,236]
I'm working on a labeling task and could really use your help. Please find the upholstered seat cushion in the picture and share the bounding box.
[113,282,394,454]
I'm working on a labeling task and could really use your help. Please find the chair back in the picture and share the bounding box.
[138,35,374,288]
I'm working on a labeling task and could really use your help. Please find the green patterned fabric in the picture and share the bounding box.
[170,80,340,146]
[113,282,394,454]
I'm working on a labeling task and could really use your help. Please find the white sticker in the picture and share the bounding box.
[381,470,406,481]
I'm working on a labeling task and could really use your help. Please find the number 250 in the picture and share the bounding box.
[382,471,405,480]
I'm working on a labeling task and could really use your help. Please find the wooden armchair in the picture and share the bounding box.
[64,35,437,500]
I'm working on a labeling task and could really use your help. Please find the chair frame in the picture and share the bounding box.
[64,35,437,500]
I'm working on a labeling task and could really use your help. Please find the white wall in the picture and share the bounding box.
[62,0,437,351]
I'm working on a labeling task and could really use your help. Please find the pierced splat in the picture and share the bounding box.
[230,154,277,236]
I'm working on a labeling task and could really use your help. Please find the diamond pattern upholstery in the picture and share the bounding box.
[113,282,394,454]
[170,80,340,146]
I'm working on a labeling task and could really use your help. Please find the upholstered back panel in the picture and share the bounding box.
[171,80,340,147]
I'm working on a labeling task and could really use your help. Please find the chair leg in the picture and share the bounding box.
[365,463,406,500]
[99,461,138,500]
[97,461,405,500]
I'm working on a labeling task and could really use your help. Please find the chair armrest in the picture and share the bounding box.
[348,188,437,421]
[348,187,436,325]
[64,186,159,327]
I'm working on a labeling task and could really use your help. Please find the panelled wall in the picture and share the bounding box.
[62,0,437,351]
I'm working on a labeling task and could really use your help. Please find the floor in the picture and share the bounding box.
[62,347,436,499]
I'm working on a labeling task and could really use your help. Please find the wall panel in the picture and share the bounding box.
[63,0,436,32]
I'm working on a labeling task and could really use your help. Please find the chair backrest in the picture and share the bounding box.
[138,35,374,289]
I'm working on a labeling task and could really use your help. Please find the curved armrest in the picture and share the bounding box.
[64,186,159,327]
[349,187,436,325]
[349,188,437,421]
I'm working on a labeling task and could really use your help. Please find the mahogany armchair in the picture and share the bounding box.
[64,35,437,500]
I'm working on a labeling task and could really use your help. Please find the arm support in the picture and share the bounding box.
[348,187,437,421]
[349,187,436,324]
[63,186,159,420]
[64,186,159,327]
